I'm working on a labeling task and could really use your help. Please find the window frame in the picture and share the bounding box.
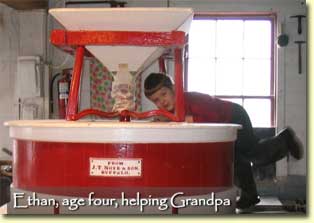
[185,12,277,127]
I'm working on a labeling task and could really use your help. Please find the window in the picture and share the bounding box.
[187,14,275,127]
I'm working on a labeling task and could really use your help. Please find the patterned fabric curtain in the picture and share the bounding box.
[90,59,142,112]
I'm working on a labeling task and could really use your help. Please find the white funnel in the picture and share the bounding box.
[49,8,193,72]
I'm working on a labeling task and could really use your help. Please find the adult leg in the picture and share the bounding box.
[234,155,260,209]
[231,103,303,209]
[248,127,303,167]
[231,103,260,209]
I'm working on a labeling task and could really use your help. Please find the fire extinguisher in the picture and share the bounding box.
[50,68,72,119]
[58,68,72,119]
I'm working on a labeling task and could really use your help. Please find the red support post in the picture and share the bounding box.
[174,48,185,122]
[66,46,85,120]
[158,56,166,73]
[172,207,179,214]
[53,201,60,214]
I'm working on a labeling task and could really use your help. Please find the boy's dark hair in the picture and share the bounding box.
[144,73,174,97]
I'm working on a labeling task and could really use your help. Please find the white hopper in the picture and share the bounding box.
[49,8,194,72]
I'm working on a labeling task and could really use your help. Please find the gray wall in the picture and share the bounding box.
[0,4,19,160]
[0,5,47,159]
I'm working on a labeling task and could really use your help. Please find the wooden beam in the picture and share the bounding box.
[0,0,48,10]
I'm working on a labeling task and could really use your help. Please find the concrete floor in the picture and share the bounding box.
[236,196,306,214]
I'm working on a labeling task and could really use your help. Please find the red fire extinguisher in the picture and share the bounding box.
[57,68,72,119]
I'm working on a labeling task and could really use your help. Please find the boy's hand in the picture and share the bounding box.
[185,115,194,123]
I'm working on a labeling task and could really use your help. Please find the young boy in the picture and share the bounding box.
[144,72,303,209]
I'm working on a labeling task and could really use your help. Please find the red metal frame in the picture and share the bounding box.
[51,30,187,122]
[66,46,85,120]
[51,30,185,48]
[158,56,166,73]
[174,48,185,121]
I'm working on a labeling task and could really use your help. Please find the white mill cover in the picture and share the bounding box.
[49,8,194,72]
